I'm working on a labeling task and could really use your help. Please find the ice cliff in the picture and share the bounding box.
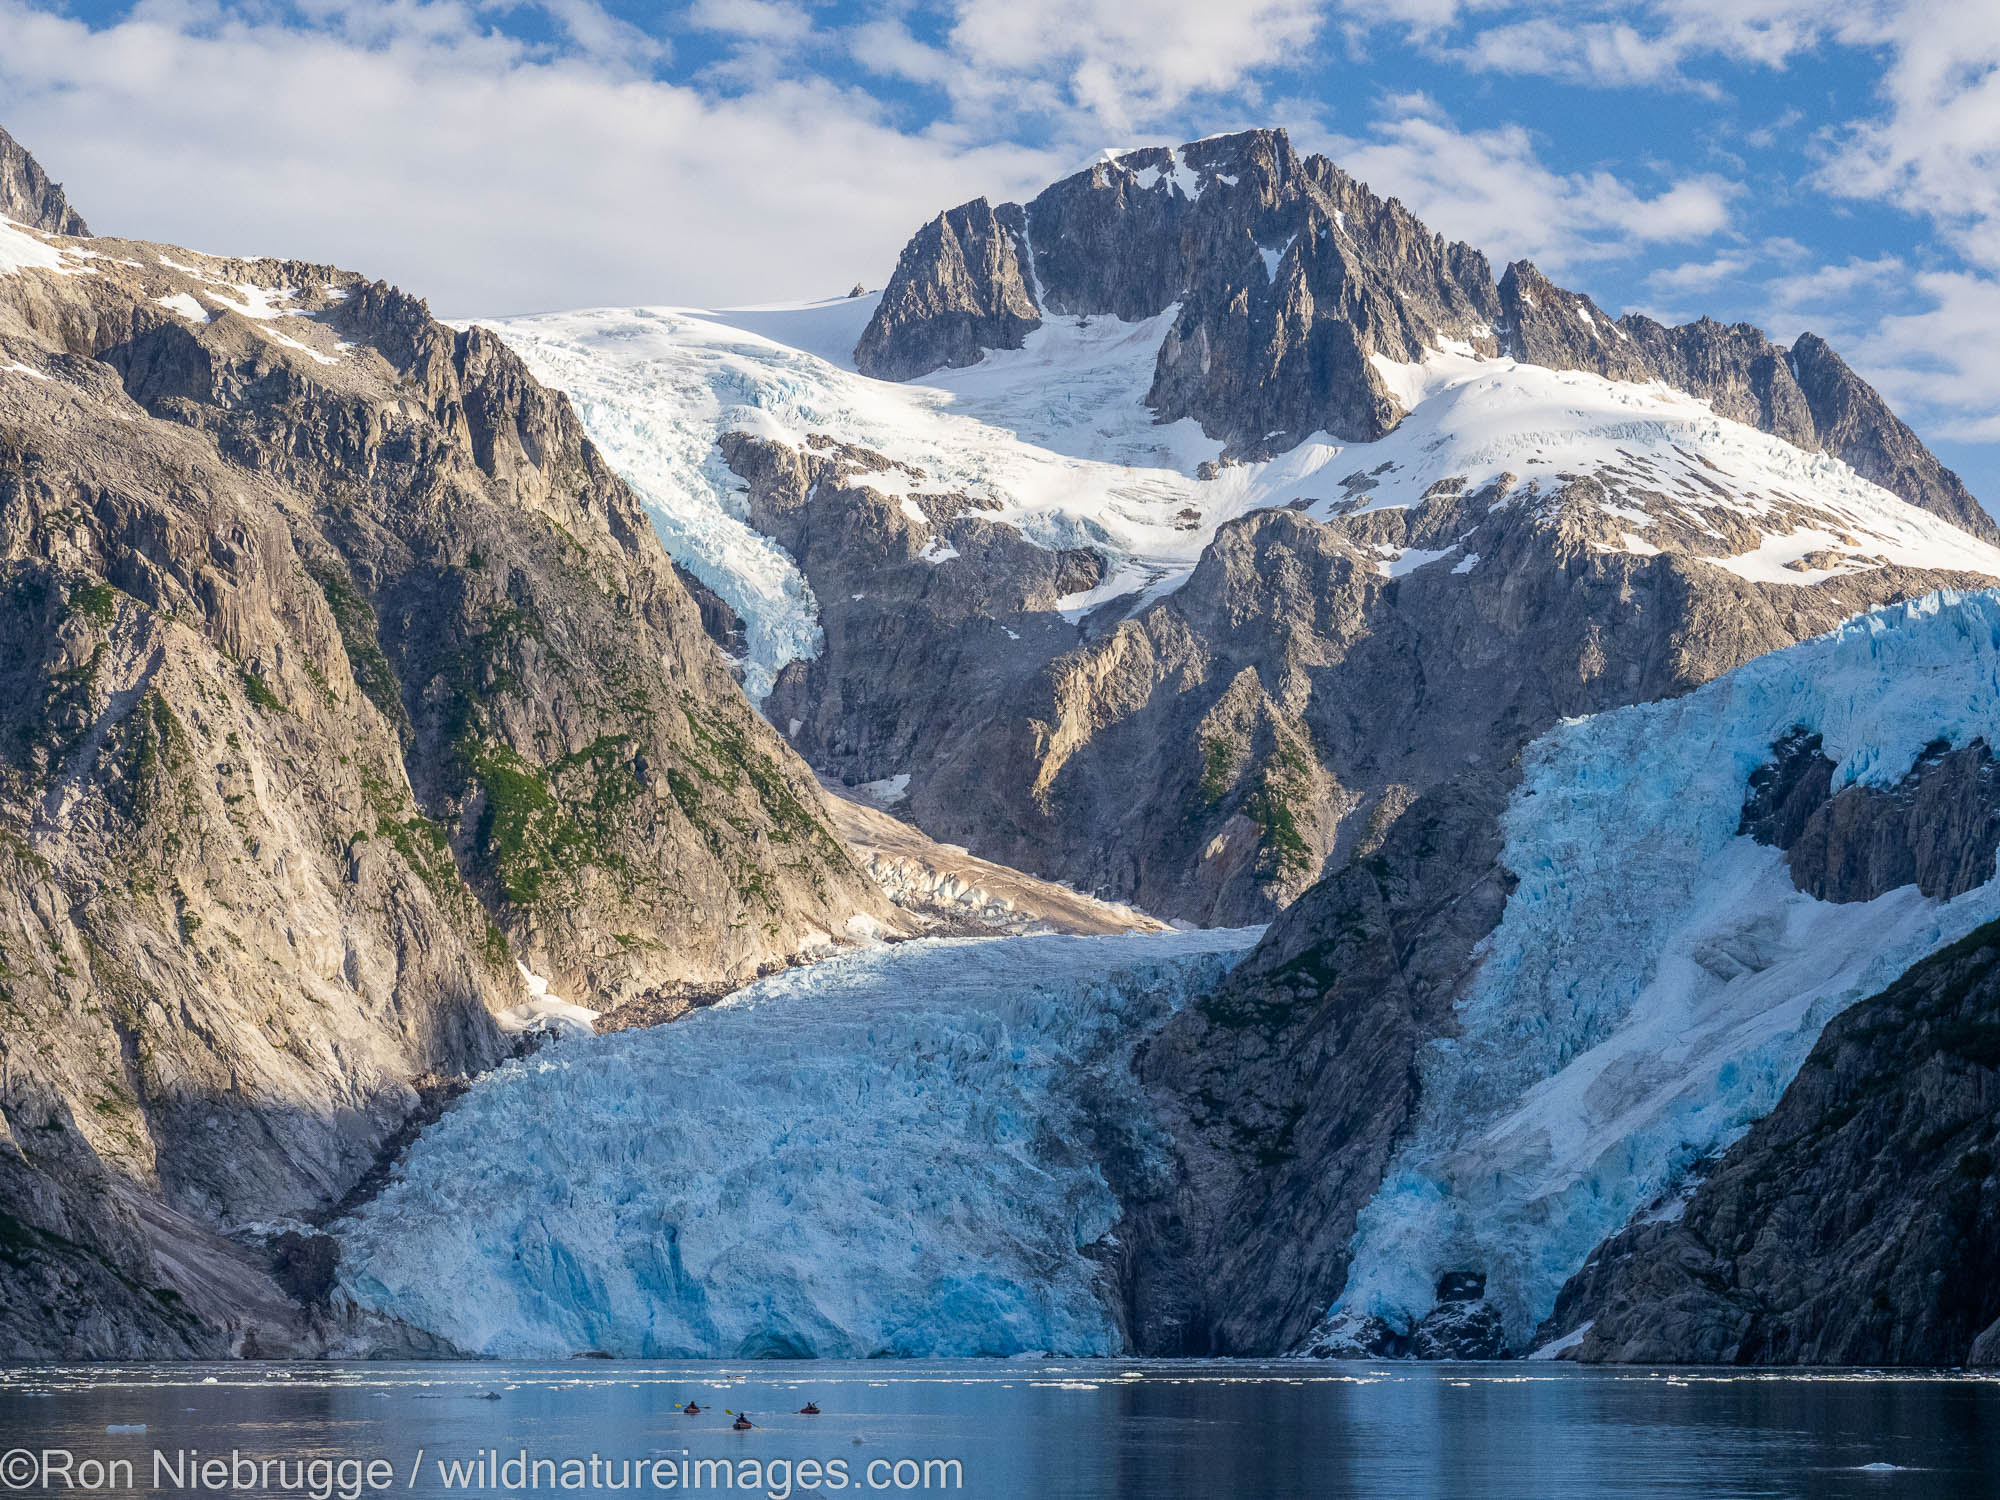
[335,929,1256,1357]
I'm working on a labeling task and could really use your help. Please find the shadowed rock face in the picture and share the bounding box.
[1536,917,2000,1366]
[0,153,889,1356]
[0,125,89,236]
[1740,730,2000,902]
[857,128,1991,539]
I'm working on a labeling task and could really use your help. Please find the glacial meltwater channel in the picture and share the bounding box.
[2,1361,1996,1499]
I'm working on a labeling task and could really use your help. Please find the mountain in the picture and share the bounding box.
[321,591,2000,1363]
[435,132,2000,1365]
[0,143,892,1356]
[8,119,2000,1368]
[856,130,1995,545]
[0,126,90,237]
[491,131,2000,934]
[1127,590,2000,1357]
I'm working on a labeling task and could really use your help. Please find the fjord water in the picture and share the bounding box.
[2,1362,1994,1500]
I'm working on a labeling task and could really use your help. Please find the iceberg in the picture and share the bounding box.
[1333,588,2000,1350]
[336,928,1257,1358]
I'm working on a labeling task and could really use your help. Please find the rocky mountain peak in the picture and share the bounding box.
[850,196,1037,381]
[0,124,90,237]
[858,126,1502,453]
[856,130,1994,540]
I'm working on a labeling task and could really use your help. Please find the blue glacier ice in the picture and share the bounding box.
[1333,588,2000,1351]
[335,929,1257,1358]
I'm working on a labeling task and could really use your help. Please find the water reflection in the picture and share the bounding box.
[0,1362,1993,1500]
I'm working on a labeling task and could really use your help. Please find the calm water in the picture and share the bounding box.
[0,1361,1994,1500]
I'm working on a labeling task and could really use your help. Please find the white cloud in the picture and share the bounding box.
[1813,5,2000,271]
[1647,250,1755,295]
[686,0,812,46]
[0,0,1063,316]
[1841,271,2000,443]
[866,0,1331,135]
[1334,0,1852,90]
[1460,19,1707,91]
[1319,99,1739,274]
[1762,253,1906,313]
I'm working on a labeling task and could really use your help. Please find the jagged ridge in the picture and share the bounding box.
[858,128,1995,543]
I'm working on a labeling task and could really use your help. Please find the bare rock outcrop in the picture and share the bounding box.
[1739,730,2000,902]
[1536,915,2000,1365]
[0,125,89,236]
[852,199,1039,382]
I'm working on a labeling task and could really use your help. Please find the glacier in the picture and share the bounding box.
[1332,588,2000,1351]
[480,300,2000,702]
[334,928,1257,1358]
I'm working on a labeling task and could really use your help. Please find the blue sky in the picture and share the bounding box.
[4,0,1998,500]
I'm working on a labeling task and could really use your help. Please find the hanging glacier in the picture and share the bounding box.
[1330,587,2000,1353]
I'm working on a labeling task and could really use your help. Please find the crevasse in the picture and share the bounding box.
[335,929,1257,1358]
[1335,588,2000,1350]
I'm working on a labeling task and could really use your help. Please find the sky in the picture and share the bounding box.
[2,0,1998,501]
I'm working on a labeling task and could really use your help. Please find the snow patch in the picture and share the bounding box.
[1379,546,1455,577]
[0,216,85,277]
[155,293,209,322]
[495,962,599,1040]
[1259,235,1297,283]
[856,772,910,806]
[1527,1322,1592,1361]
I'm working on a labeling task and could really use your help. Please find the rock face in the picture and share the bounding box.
[859,129,1991,540]
[1537,916,2000,1365]
[851,199,1039,382]
[751,404,1998,929]
[1112,572,2000,1356]
[1740,730,2000,902]
[0,126,89,236]
[0,146,887,1356]
[858,130,1503,451]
